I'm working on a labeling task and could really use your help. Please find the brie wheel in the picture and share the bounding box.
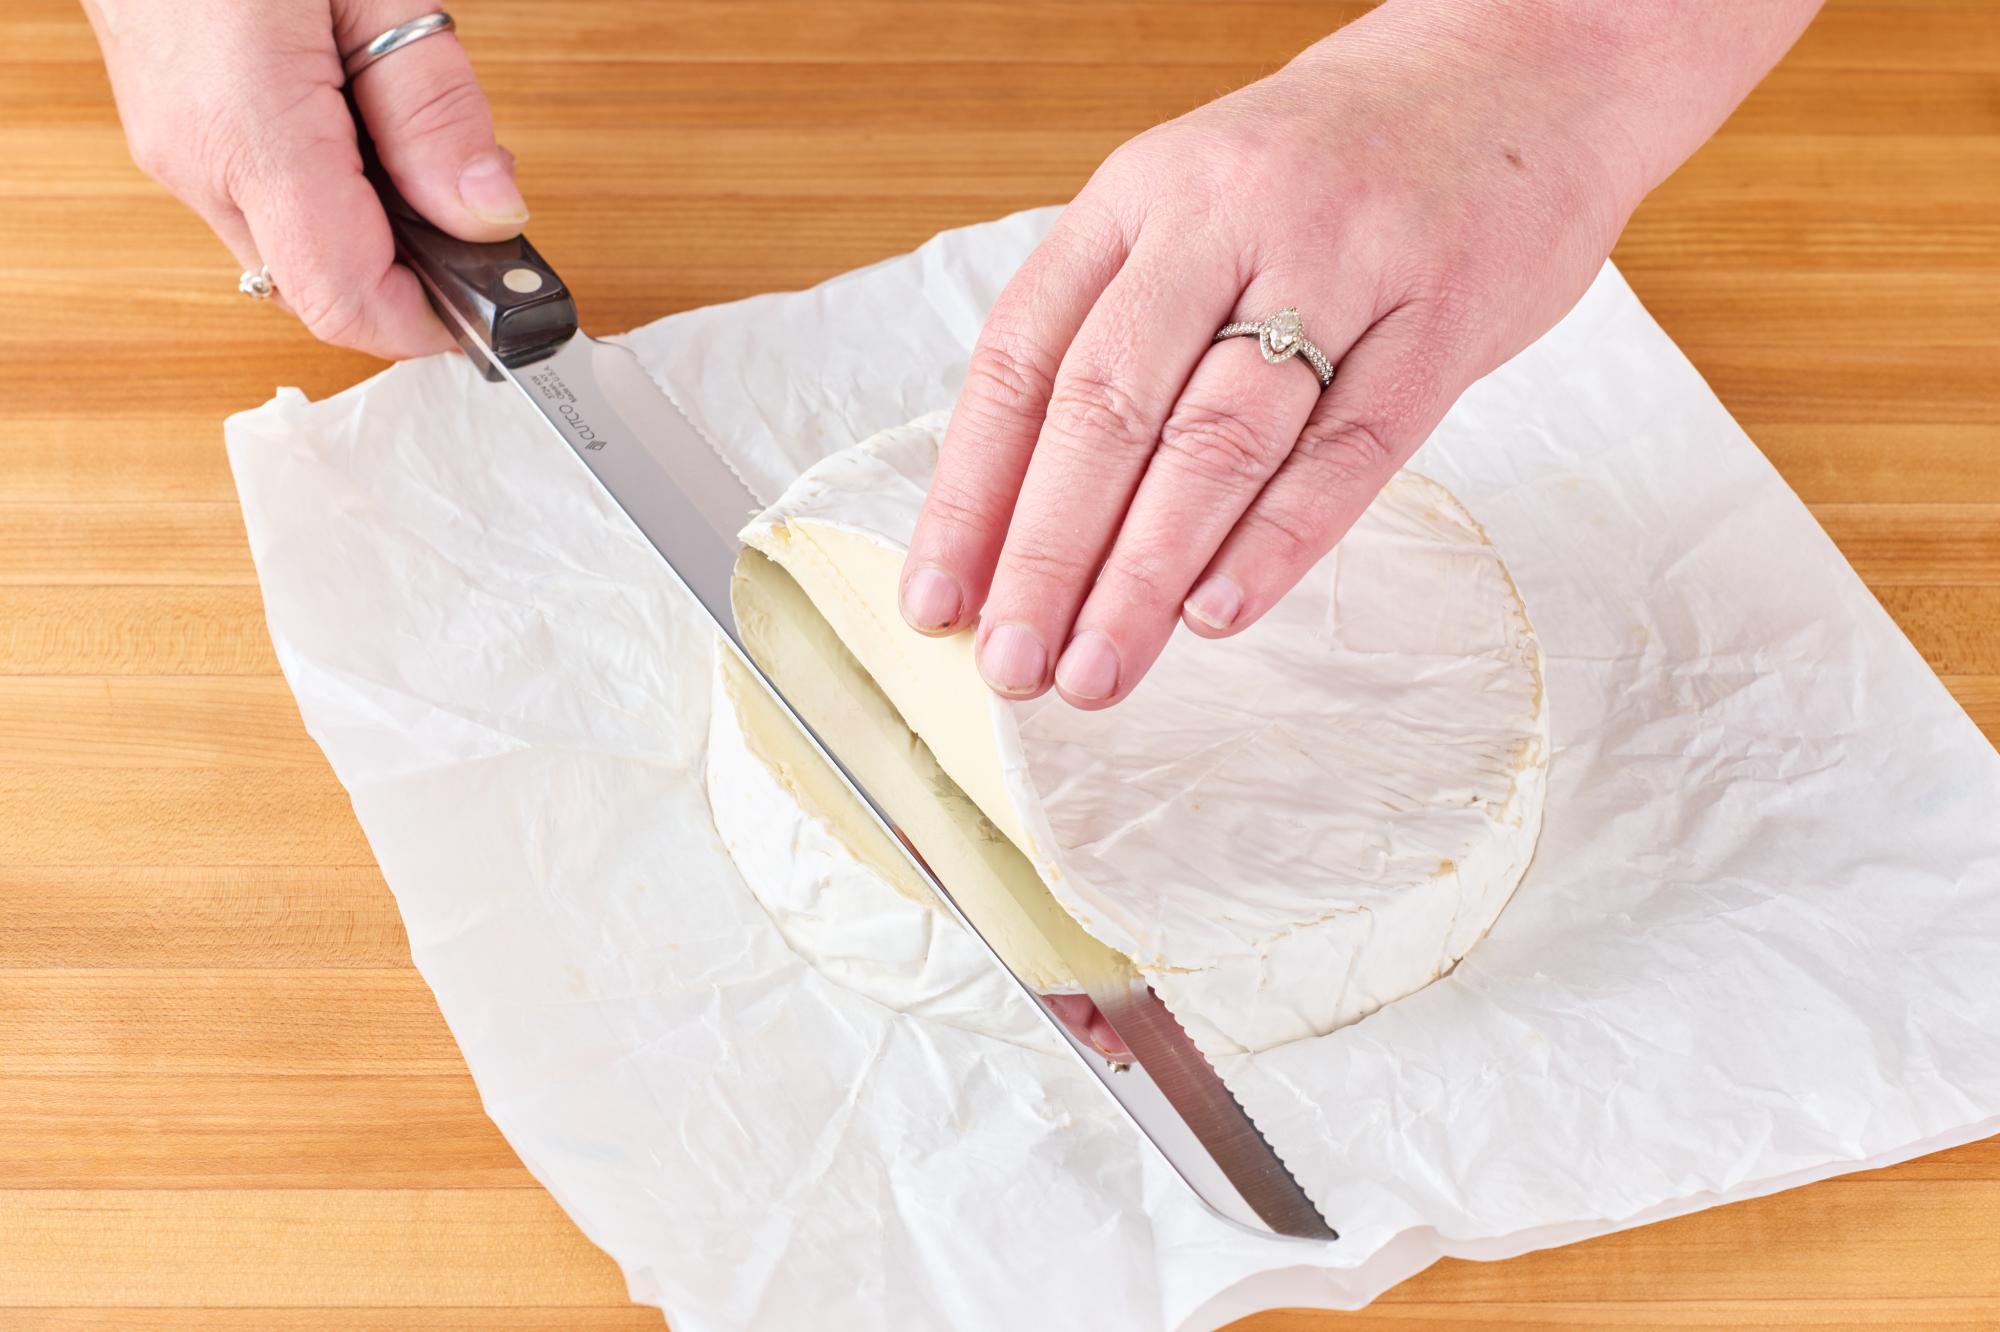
[728,412,1549,1056]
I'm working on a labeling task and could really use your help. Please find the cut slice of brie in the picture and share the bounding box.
[714,546,1090,994]
[721,411,1549,1057]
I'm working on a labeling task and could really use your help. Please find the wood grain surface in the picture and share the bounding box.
[2,1,1996,1327]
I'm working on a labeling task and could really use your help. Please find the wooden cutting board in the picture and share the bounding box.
[1,1,1994,1326]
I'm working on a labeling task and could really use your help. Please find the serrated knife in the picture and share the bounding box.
[365,162,1336,1243]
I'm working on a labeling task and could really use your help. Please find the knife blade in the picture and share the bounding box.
[365,164,1335,1243]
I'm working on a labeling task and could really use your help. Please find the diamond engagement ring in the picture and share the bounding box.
[1214,307,1334,389]
[238,265,275,301]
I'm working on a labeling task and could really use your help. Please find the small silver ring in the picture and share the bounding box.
[342,12,456,81]
[239,265,275,301]
[1215,306,1334,389]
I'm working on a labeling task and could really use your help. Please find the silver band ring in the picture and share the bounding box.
[342,12,456,81]
[239,265,275,301]
[1215,306,1335,389]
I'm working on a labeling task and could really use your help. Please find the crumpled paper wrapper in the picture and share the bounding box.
[225,207,2000,1330]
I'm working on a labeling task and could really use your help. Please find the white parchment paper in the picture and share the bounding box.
[225,207,2000,1330]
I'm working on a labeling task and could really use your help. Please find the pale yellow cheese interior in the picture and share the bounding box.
[743,521,1034,855]
[727,546,1092,993]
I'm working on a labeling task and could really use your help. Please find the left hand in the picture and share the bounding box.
[895,0,1814,709]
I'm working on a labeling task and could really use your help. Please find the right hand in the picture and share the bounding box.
[83,0,527,360]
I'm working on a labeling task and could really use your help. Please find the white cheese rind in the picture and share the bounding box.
[736,411,1549,1056]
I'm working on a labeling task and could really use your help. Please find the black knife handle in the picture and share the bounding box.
[350,101,578,379]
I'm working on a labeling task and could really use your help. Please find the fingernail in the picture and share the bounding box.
[1055,631,1120,702]
[1184,575,1244,631]
[978,622,1048,696]
[901,566,963,631]
[458,152,529,227]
